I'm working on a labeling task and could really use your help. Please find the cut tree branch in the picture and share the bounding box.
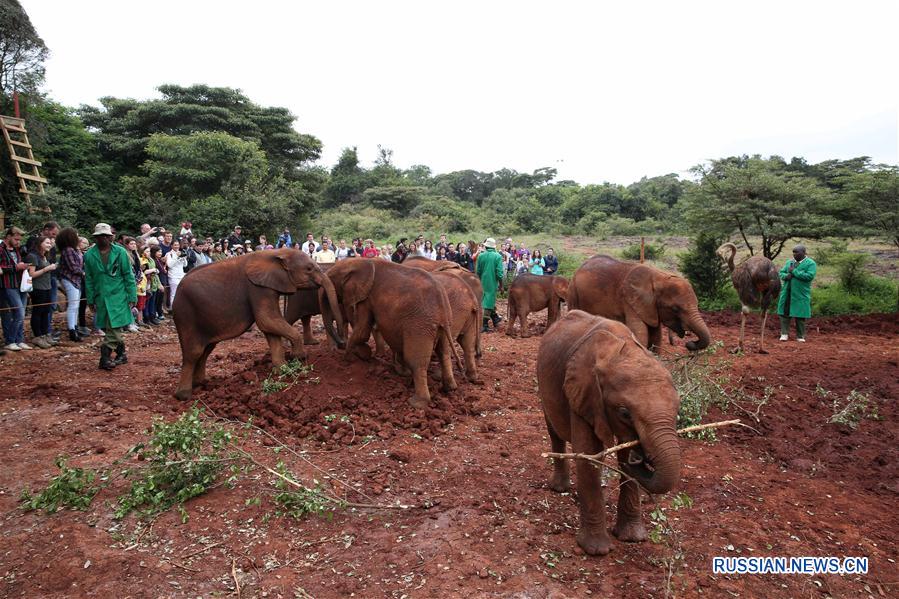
[540,420,743,464]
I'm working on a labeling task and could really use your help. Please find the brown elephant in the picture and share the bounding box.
[403,256,484,357]
[428,269,480,382]
[538,310,682,555]
[321,259,459,408]
[172,249,342,401]
[506,274,569,337]
[283,263,345,348]
[568,255,711,351]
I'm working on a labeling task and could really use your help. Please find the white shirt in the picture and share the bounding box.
[419,248,436,260]
[336,247,353,260]
[165,251,188,280]
[313,248,336,264]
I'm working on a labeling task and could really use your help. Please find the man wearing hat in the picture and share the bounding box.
[476,237,504,333]
[83,223,137,370]
[777,244,817,342]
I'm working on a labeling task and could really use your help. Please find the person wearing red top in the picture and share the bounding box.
[362,239,380,258]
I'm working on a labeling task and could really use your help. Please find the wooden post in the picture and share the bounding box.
[13,92,20,119]
[640,236,645,263]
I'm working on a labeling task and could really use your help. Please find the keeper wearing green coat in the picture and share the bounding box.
[476,237,504,333]
[84,223,137,370]
[777,244,816,342]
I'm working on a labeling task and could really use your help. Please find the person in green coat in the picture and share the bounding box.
[777,244,816,342]
[476,237,505,333]
[84,223,137,369]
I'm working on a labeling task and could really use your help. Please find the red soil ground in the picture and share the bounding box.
[0,306,896,598]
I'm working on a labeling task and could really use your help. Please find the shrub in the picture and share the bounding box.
[678,233,729,305]
[812,276,898,316]
[621,241,666,261]
[834,253,870,293]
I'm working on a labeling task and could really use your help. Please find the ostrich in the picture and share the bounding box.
[717,242,781,353]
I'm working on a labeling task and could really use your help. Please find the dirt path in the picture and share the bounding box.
[0,308,896,597]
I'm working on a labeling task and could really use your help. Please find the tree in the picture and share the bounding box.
[78,84,321,179]
[678,232,730,304]
[362,186,426,213]
[841,166,899,253]
[323,147,369,207]
[685,156,836,260]
[0,0,47,99]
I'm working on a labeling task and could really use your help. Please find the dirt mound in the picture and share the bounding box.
[195,346,480,447]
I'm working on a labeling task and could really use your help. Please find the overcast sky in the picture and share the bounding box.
[23,0,899,184]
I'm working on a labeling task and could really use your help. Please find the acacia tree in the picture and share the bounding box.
[685,156,836,260]
[842,166,899,253]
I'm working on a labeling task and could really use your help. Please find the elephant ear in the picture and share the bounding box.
[552,277,569,301]
[562,329,623,447]
[433,262,462,272]
[623,266,659,327]
[246,253,295,294]
[342,259,376,308]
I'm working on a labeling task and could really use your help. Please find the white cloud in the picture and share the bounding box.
[23,0,899,183]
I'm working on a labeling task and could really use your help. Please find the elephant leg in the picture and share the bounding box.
[647,326,662,352]
[373,327,387,356]
[460,326,480,383]
[264,333,288,367]
[175,340,205,401]
[346,304,373,361]
[758,310,769,354]
[301,316,319,345]
[545,415,570,493]
[571,413,612,555]
[404,332,435,408]
[518,301,531,337]
[475,307,483,358]
[255,297,305,363]
[192,343,217,388]
[393,351,411,377]
[626,316,650,349]
[436,332,458,393]
[612,453,647,542]
[505,303,516,337]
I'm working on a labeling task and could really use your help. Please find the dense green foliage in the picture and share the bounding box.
[678,233,730,308]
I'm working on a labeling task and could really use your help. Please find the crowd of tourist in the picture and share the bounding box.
[0,220,559,355]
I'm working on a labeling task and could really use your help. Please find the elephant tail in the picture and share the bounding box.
[444,325,464,372]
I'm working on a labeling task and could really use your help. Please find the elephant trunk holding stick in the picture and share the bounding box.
[568,255,711,352]
[172,249,344,401]
[538,310,682,555]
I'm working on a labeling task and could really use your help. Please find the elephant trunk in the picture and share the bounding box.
[624,418,682,495]
[315,270,345,349]
[683,309,711,352]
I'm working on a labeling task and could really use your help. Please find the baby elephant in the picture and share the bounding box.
[537,310,682,555]
[506,274,568,337]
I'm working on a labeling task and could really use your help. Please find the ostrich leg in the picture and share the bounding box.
[758,309,769,354]
[737,305,748,352]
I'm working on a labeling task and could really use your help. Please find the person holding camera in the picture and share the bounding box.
[165,239,188,305]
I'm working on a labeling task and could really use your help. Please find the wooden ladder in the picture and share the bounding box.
[1,114,48,205]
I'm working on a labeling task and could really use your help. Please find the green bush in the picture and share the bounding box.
[834,253,870,293]
[678,233,730,305]
[812,276,898,316]
[698,285,741,312]
[621,241,666,261]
